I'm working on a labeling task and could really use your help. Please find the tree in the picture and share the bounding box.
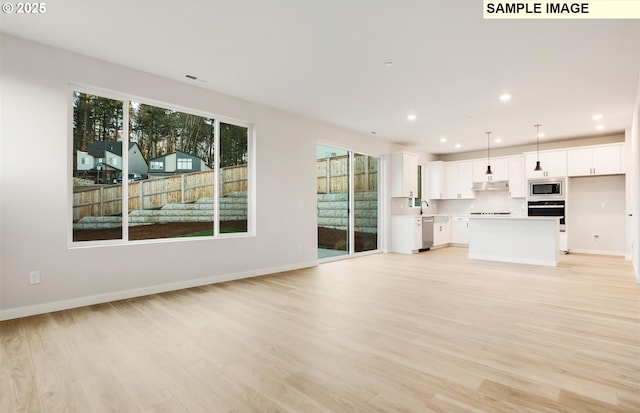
[220,123,248,167]
[133,103,176,159]
[74,93,246,171]
[73,92,123,150]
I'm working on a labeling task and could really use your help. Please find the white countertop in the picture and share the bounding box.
[393,213,549,220]
[468,215,558,221]
[392,214,450,218]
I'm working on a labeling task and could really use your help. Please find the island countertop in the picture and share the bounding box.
[468,216,560,221]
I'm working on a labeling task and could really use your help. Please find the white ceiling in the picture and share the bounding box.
[2,0,639,154]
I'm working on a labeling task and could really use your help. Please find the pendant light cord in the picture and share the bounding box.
[535,124,540,160]
[485,131,493,175]
[486,131,491,164]
[533,124,544,172]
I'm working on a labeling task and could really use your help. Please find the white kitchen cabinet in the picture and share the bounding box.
[508,155,526,198]
[444,163,457,199]
[450,216,469,245]
[472,157,509,182]
[444,161,474,199]
[391,152,418,198]
[525,150,567,179]
[433,216,450,247]
[428,161,445,199]
[567,144,622,177]
[391,215,422,254]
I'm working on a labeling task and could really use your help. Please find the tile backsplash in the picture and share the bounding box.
[437,191,527,216]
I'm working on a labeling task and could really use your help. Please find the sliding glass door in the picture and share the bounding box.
[317,145,379,259]
[354,153,378,253]
[317,145,350,258]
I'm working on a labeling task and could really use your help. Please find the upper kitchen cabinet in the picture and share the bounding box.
[567,144,622,177]
[472,157,509,182]
[508,155,527,198]
[428,161,445,199]
[525,150,567,179]
[444,161,474,199]
[391,151,418,198]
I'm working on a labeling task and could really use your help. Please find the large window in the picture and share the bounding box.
[71,90,252,243]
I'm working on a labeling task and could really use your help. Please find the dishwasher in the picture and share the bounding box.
[422,216,434,250]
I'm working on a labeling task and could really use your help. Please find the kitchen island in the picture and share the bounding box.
[468,216,560,266]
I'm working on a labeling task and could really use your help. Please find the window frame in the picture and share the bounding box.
[68,85,255,247]
[176,157,193,170]
[150,160,164,170]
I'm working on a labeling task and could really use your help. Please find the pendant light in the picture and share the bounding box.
[533,124,543,172]
[485,131,493,175]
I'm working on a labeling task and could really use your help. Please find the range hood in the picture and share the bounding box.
[472,180,509,192]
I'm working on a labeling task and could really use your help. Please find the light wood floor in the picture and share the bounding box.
[1,248,639,413]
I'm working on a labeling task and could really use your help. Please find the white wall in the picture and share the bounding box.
[631,73,640,281]
[568,175,627,255]
[0,35,398,319]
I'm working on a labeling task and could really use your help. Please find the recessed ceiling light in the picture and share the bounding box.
[537,132,545,138]
[596,124,605,130]
[499,94,511,102]
[455,143,462,149]
[592,114,603,120]
[494,138,502,143]
[384,61,393,67]
[407,114,417,121]
[440,137,447,143]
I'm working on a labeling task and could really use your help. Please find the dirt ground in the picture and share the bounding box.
[75,222,375,249]
[318,227,377,251]
[73,221,246,242]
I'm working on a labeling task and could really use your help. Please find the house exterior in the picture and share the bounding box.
[76,141,149,182]
[148,150,211,177]
[76,150,94,171]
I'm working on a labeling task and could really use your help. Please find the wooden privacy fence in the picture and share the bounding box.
[73,166,246,221]
[127,172,215,212]
[317,154,378,194]
[74,155,378,221]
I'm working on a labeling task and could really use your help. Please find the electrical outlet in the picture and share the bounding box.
[593,234,600,242]
[29,271,41,285]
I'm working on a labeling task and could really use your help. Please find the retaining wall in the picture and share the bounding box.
[317,191,378,234]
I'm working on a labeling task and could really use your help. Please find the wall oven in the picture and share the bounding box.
[528,178,564,199]
[527,200,565,232]
[527,180,568,253]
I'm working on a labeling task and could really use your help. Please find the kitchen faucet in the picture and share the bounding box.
[420,200,429,215]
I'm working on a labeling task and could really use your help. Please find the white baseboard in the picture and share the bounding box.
[568,249,625,256]
[0,260,318,321]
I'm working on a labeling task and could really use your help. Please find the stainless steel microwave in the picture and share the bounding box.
[528,179,564,199]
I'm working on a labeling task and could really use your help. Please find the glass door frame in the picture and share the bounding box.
[317,143,381,262]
